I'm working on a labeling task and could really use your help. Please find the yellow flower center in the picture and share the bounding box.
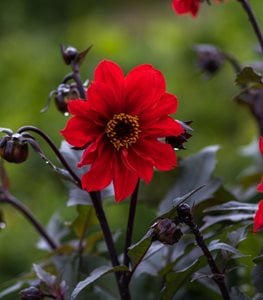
[105,113,141,150]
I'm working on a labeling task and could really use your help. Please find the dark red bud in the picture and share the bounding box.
[0,136,28,163]
[61,45,79,65]
[152,219,182,245]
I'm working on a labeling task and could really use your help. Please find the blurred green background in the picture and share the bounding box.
[0,0,263,296]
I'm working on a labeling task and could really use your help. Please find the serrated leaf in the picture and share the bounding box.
[204,201,257,213]
[33,264,56,287]
[128,228,154,267]
[235,66,263,87]
[159,145,221,215]
[71,265,128,300]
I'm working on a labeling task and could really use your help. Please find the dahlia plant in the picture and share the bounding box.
[1,0,263,300]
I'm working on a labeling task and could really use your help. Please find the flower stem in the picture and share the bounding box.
[71,63,86,99]
[177,204,230,300]
[17,126,81,187]
[237,0,263,53]
[0,189,58,250]
[89,191,131,300]
[123,180,140,268]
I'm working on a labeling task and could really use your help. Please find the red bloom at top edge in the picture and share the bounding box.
[172,0,200,17]
[254,200,263,232]
[61,60,184,202]
[259,136,263,154]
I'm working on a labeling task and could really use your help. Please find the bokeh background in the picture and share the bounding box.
[0,0,263,297]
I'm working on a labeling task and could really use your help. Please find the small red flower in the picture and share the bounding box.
[254,200,263,232]
[61,60,184,202]
[259,136,263,154]
[172,0,200,17]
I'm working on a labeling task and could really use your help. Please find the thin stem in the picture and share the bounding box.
[123,180,140,268]
[0,189,58,250]
[221,52,242,74]
[71,63,86,99]
[178,204,230,300]
[237,0,263,53]
[17,126,81,187]
[89,191,131,300]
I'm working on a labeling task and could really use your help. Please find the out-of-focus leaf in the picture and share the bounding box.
[159,145,220,215]
[160,257,205,300]
[253,255,263,265]
[0,282,24,298]
[227,226,248,247]
[208,241,246,257]
[235,66,263,87]
[253,294,263,300]
[128,228,154,267]
[37,214,69,250]
[33,264,56,287]
[71,265,128,300]
[70,205,97,238]
[230,287,251,300]
[253,264,263,293]
[204,201,257,213]
[60,141,114,206]
[201,213,254,231]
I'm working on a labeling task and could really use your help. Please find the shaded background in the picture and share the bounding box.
[0,0,263,296]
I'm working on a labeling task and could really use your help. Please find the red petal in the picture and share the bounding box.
[67,99,90,116]
[254,200,263,232]
[61,116,101,147]
[135,140,177,171]
[172,0,200,17]
[78,135,105,166]
[88,81,122,117]
[140,93,178,124]
[124,65,166,114]
[94,60,124,100]
[81,146,113,192]
[121,148,154,183]
[113,153,139,202]
[257,178,263,193]
[259,136,263,154]
[143,116,184,138]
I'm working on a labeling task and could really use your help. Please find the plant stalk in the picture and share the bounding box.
[237,0,263,53]
[0,189,58,250]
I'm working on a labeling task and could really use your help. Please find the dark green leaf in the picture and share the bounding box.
[253,264,263,293]
[235,66,263,87]
[128,228,154,267]
[71,265,128,300]
[70,205,97,238]
[159,145,220,214]
[253,255,263,265]
[160,258,205,300]
[0,282,24,298]
[204,201,257,213]
[230,287,251,300]
[208,241,246,257]
[201,213,253,231]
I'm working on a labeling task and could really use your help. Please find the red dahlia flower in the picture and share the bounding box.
[61,60,184,202]
[254,200,263,232]
[172,0,200,17]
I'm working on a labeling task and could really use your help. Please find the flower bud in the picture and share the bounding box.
[193,44,224,78]
[61,45,79,65]
[152,219,182,245]
[0,135,28,163]
[19,286,43,300]
[177,203,192,223]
